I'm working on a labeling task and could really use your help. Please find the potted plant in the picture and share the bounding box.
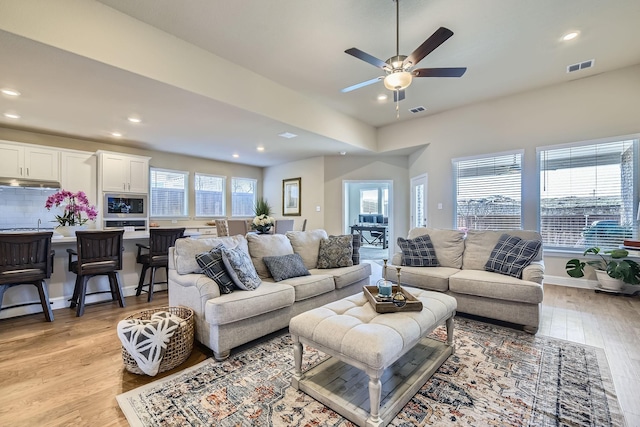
[252,198,274,234]
[565,247,640,291]
[45,189,98,236]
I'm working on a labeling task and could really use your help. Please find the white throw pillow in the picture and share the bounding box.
[285,229,328,270]
[247,233,294,279]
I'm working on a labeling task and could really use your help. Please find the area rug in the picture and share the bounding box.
[116,318,626,426]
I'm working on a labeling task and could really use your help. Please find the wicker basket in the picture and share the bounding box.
[121,306,195,375]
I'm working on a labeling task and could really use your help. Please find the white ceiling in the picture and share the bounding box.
[0,0,639,167]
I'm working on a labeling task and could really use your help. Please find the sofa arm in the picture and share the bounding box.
[391,252,402,266]
[522,261,544,284]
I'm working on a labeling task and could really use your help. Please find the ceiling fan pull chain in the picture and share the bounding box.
[396,91,400,119]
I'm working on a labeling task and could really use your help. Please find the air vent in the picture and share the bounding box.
[409,106,426,114]
[566,59,595,73]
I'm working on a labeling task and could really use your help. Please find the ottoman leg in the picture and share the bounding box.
[446,315,455,353]
[368,373,382,424]
[291,335,303,389]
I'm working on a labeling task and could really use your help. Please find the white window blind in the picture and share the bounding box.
[360,189,379,214]
[231,177,256,217]
[454,152,522,231]
[195,173,225,217]
[539,139,637,249]
[150,168,188,217]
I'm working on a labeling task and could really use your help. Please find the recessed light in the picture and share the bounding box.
[232,154,239,158]
[562,31,579,41]
[3,112,20,119]
[377,94,388,101]
[340,151,346,156]
[257,146,265,152]
[111,132,122,138]
[127,116,142,123]
[1,88,20,97]
[278,132,297,139]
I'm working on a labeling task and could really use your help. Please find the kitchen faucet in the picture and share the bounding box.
[37,218,41,231]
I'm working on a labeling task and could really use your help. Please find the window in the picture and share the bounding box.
[539,139,638,249]
[360,189,379,214]
[150,168,188,217]
[195,173,225,217]
[231,177,256,217]
[454,151,523,231]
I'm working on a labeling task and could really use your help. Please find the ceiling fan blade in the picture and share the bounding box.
[393,90,405,102]
[341,76,383,93]
[413,67,467,78]
[345,48,388,69]
[404,27,454,68]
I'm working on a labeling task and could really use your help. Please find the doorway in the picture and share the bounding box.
[410,174,428,228]
[343,180,393,262]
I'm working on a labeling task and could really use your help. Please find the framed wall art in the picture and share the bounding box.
[282,177,301,216]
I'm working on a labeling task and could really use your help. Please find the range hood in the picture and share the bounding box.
[0,177,61,189]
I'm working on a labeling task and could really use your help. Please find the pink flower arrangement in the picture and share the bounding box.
[45,190,98,226]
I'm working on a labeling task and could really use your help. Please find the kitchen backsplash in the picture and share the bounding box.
[0,187,60,229]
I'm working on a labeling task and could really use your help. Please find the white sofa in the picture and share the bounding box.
[385,228,544,333]
[168,229,371,360]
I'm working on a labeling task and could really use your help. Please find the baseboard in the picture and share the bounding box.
[543,275,597,289]
[0,283,167,320]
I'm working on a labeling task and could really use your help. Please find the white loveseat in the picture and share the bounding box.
[385,228,544,333]
[168,229,371,360]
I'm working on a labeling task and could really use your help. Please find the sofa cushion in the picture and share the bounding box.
[204,282,295,325]
[221,247,261,291]
[264,274,335,301]
[463,230,542,271]
[174,235,248,274]
[407,228,465,269]
[286,229,328,269]
[262,253,310,282]
[398,235,440,267]
[195,245,235,294]
[449,270,543,304]
[317,235,354,269]
[485,234,542,279]
[309,263,371,289]
[389,265,460,292]
[247,233,294,279]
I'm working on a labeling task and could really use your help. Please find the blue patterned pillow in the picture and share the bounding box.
[485,234,541,279]
[221,247,261,290]
[398,235,440,267]
[262,253,310,282]
[195,245,235,294]
[317,235,354,269]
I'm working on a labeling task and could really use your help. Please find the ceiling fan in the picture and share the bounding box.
[341,0,467,103]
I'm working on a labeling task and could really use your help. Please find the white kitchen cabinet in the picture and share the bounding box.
[98,151,150,193]
[61,150,97,205]
[0,141,60,181]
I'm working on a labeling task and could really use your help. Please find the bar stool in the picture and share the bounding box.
[67,230,125,317]
[0,232,55,322]
[135,227,185,302]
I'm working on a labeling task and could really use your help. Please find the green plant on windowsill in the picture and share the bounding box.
[565,247,640,285]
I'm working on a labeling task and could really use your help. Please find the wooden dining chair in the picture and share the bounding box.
[135,227,185,302]
[67,230,125,317]
[0,232,55,322]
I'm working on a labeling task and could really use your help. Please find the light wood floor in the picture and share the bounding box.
[1,280,639,426]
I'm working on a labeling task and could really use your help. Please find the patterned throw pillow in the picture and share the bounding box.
[485,234,541,279]
[221,247,261,290]
[317,235,354,269]
[262,253,310,282]
[195,245,235,294]
[398,235,440,267]
[329,233,361,265]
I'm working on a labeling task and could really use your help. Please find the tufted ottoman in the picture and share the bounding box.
[289,287,456,427]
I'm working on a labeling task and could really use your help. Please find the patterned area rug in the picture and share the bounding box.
[117,317,625,426]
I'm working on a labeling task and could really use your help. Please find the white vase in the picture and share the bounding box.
[56,225,87,237]
[595,270,625,291]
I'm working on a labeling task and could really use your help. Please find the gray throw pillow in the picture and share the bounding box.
[330,233,361,265]
[262,253,310,282]
[195,245,235,294]
[221,247,261,290]
[398,235,440,267]
[485,234,541,279]
[317,235,354,269]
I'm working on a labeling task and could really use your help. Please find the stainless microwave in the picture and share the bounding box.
[103,193,147,219]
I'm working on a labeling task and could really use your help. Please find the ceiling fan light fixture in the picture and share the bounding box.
[384,71,412,91]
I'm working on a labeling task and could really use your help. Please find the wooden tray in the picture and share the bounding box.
[363,285,423,313]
